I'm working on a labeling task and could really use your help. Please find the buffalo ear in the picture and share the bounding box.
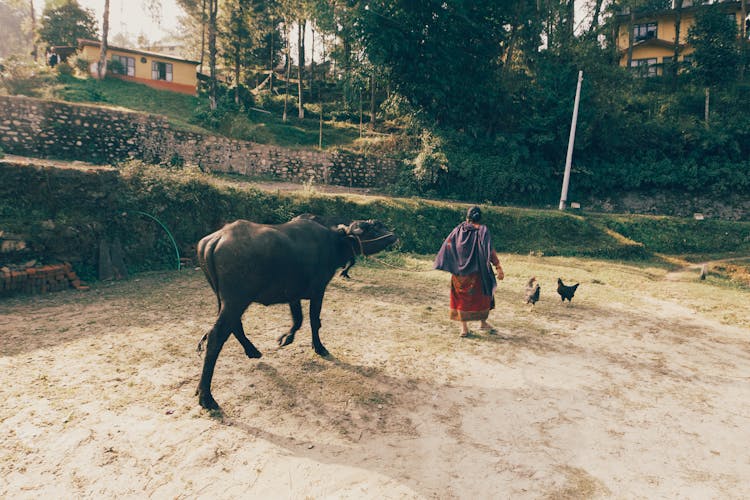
[336,224,347,235]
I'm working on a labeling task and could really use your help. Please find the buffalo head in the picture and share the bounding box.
[343,219,397,256]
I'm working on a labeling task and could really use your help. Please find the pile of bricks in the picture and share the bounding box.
[0,263,88,295]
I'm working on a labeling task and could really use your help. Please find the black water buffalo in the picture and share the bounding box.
[195,218,397,410]
[292,213,355,278]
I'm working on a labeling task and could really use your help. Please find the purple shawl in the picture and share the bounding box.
[434,222,497,297]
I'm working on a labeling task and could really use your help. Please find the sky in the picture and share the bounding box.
[71,1,595,45]
[76,0,185,43]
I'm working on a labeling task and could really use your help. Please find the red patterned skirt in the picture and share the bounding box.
[449,273,494,321]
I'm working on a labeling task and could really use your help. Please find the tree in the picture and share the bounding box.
[355,0,516,133]
[688,4,739,126]
[670,0,684,89]
[175,0,217,104]
[38,0,98,48]
[688,4,739,88]
[221,0,250,105]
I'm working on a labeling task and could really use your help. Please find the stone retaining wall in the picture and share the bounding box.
[0,95,401,188]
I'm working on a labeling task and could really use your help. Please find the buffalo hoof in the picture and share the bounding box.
[198,389,220,410]
[245,347,262,359]
[277,333,295,347]
[339,270,351,279]
[196,333,208,353]
[314,345,330,357]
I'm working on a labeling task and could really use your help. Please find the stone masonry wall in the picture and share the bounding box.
[0,95,401,188]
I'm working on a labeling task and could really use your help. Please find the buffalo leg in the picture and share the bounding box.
[309,295,329,356]
[196,318,259,357]
[278,300,303,347]
[339,258,355,279]
[232,319,262,359]
[196,312,234,410]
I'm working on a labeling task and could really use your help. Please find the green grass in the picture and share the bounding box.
[588,213,750,260]
[51,74,362,150]
[53,74,201,131]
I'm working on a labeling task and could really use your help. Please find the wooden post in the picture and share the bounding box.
[559,70,583,210]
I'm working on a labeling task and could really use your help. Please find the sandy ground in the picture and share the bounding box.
[1,254,750,499]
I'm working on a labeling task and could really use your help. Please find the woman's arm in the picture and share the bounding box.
[490,249,504,280]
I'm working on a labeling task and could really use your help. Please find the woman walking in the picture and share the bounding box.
[434,206,504,337]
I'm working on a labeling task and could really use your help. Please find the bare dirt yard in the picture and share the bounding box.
[2,253,750,498]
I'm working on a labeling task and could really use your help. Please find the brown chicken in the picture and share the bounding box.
[557,278,579,302]
[525,276,540,306]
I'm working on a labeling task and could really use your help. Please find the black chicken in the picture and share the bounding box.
[525,277,540,306]
[557,278,579,302]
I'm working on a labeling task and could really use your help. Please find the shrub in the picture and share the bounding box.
[55,61,74,77]
[73,56,90,75]
[0,56,55,97]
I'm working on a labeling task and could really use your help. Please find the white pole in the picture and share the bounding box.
[559,70,583,211]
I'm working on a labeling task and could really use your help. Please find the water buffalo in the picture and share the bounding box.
[195,218,397,410]
[292,213,355,278]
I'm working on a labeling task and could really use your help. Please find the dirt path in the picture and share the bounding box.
[1,255,750,498]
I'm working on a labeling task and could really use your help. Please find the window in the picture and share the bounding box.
[630,58,658,77]
[151,61,173,82]
[633,22,657,41]
[111,55,135,76]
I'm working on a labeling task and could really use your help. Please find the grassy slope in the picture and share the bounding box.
[51,75,362,149]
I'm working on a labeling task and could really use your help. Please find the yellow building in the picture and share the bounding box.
[616,1,747,76]
[78,39,199,95]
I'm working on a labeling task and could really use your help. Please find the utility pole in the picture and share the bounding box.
[559,70,583,211]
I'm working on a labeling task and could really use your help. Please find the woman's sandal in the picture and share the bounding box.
[480,324,498,334]
[459,331,470,338]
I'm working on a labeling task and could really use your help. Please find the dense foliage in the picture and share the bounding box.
[351,1,750,205]
[37,0,97,48]
[5,159,750,280]
[3,1,749,208]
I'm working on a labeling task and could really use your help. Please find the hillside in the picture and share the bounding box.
[52,74,377,151]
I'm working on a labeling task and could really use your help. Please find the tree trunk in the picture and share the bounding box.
[342,36,351,110]
[369,72,375,131]
[567,0,575,40]
[199,0,206,75]
[269,17,274,93]
[234,46,241,106]
[627,10,635,69]
[359,87,364,137]
[283,22,291,122]
[740,0,747,81]
[704,86,710,127]
[98,0,110,80]
[297,20,306,119]
[309,26,315,102]
[591,0,604,32]
[30,0,37,61]
[671,0,684,89]
[208,0,218,110]
[234,2,243,106]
